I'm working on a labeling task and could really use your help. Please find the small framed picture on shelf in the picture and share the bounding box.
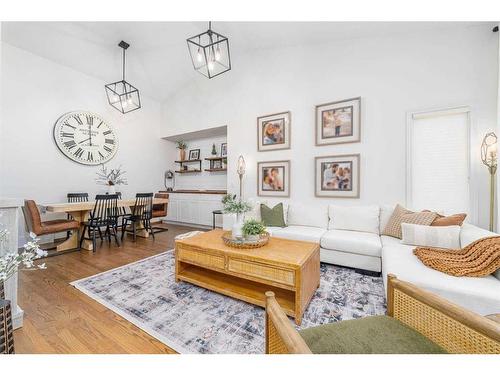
[315,154,360,198]
[257,160,290,197]
[189,149,200,160]
[257,111,291,152]
[315,97,361,146]
[221,143,227,157]
[213,160,223,169]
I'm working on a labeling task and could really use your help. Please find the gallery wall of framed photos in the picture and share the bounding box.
[256,97,361,199]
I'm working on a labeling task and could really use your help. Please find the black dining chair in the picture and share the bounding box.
[114,191,130,227]
[79,194,120,251]
[66,193,89,239]
[121,193,155,242]
[67,192,89,203]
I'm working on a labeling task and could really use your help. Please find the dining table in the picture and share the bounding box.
[44,197,168,252]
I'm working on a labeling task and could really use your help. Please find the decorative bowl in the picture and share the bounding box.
[222,232,270,249]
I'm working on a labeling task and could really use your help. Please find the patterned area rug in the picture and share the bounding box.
[71,250,386,354]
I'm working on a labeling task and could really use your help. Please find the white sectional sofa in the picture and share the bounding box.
[223,200,500,316]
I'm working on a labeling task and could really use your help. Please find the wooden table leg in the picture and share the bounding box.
[133,221,150,238]
[67,210,93,252]
[55,228,79,252]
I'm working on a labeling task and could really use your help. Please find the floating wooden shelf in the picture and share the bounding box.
[175,159,201,163]
[204,168,227,172]
[175,159,202,174]
[175,169,202,174]
[205,156,227,171]
[204,157,227,161]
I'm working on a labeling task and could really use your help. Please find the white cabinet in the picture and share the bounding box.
[165,193,224,228]
[166,199,179,222]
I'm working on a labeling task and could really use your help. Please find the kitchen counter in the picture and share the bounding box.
[162,190,227,195]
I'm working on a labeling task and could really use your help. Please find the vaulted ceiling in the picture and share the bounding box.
[1,22,490,102]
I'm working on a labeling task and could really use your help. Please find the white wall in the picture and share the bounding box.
[166,135,227,191]
[0,43,169,230]
[161,25,498,229]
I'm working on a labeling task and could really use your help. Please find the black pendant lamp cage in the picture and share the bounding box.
[187,22,231,79]
[105,41,141,114]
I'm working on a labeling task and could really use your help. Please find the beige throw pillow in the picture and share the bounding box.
[382,204,437,239]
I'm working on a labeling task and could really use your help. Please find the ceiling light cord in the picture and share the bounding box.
[122,47,126,82]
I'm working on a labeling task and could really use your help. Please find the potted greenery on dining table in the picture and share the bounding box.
[95,164,128,194]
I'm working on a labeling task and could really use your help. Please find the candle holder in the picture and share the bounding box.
[237,155,246,201]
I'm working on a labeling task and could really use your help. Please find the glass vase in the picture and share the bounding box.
[232,213,244,239]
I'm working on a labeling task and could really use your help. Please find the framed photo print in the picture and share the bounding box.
[189,149,200,160]
[315,97,360,146]
[257,160,290,197]
[221,143,227,157]
[257,111,291,152]
[315,154,360,198]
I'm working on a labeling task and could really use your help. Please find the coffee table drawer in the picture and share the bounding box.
[178,247,225,270]
[227,258,295,286]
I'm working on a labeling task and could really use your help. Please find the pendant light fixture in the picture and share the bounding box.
[187,22,231,79]
[105,41,141,114]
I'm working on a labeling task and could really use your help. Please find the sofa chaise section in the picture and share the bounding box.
[381,223,500,316]
[320,229,382,272]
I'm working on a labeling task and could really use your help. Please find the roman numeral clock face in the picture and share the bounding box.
[53,111,118,165]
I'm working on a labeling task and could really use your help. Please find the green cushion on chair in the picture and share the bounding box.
[299,315,447,354]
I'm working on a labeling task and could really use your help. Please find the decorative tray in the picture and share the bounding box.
[222,232,270,249]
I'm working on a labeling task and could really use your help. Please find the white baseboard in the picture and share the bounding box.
[162,220,213,230]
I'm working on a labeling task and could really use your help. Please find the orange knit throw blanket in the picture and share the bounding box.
[413,236,500,277]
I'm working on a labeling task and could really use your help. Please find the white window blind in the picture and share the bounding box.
[408,108,470,216]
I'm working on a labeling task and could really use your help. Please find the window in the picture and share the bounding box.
[407,107,471,217]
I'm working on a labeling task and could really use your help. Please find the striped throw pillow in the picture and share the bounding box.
[401,223,461,249]
[382,204,437,239]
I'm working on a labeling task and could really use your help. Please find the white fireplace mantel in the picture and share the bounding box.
[0,198,24,329]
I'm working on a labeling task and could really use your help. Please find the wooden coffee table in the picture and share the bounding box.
[175,229,320,324]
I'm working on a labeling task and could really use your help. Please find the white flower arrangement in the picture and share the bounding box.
[0,230,47,283]
[95,164,128,186]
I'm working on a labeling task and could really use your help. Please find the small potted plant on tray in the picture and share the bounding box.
[242,219,266,242]
[222,194,251,238]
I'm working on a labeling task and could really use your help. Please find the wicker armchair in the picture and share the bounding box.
[265,274,500,354]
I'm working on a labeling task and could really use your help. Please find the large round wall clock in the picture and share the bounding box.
[53,111,118,165]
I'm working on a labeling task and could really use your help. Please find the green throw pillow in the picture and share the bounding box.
[260,203,286,227]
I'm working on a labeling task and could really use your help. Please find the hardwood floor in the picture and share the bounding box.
[13,223,202,354]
